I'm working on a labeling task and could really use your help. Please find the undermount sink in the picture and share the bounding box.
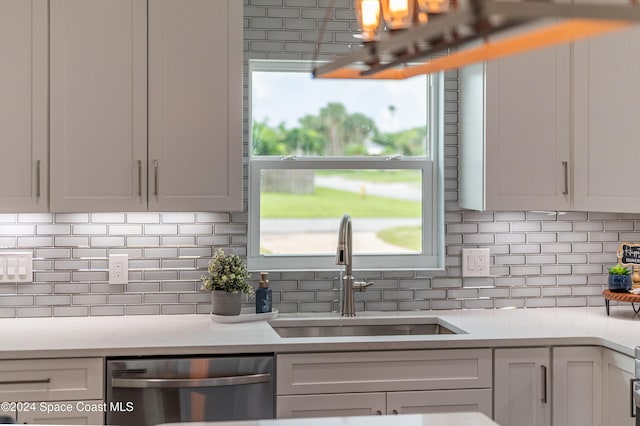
[269,318,464,338]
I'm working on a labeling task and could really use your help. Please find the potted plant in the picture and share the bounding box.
[607,263,631,293]
[201,249,253,315]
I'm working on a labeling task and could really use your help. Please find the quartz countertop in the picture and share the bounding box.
[1,306,639,359]
[157,412,498,426]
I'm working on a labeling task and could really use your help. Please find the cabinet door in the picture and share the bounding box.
[276,393,386,418]
[494,348,550,426]
[0,0,48,212]
[17,401,104,425]
[484,40,571,211]
[552,346,603,426]
[460,22,571,212]
[573,0,640,213]
[602,349,635,426]
[50,0,147,212]
[387,389,492,418]
[148,0,243,211]
[0,358,103,402]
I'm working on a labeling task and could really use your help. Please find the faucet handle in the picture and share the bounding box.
[353,281,374,292]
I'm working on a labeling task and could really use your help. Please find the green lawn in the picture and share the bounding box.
[261,187,421,218]
[376,226,422,251]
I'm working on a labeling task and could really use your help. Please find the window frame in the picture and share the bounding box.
[247,60,445,272]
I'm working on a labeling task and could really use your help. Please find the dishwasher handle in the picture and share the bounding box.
[112,373,271,389]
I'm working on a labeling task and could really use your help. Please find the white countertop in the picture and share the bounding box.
[1,306,639,359]
[157,412,498,426]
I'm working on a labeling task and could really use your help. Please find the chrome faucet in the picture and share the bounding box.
[336,214,373,316]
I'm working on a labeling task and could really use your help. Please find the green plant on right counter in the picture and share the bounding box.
[608,264,630,275]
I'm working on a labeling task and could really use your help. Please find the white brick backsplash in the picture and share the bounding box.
[37,224,71,235]
[0,2,637,317]
[496,233,526,243]
[527,233,558,243]
[90,305,125,316]
[495,298,525,308]
[91,213,125,223]
[557,297,587,307]
[54,213,89,223]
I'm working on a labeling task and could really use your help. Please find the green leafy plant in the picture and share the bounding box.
[608,264,630,275]
[201,249,253,295]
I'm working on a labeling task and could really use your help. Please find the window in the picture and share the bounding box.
[248,60,443,271]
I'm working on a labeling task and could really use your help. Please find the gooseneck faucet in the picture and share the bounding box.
[336,214,373,316]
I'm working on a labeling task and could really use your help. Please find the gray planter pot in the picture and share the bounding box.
[211,290,242,316]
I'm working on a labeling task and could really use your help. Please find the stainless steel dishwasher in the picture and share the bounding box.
[106,355,274,426]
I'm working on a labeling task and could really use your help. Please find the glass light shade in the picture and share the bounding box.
[417,0,449,14]
[355,0,381,41]
[380,0,414,30]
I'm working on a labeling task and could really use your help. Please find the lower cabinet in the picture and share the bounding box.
[277,389,492,418]
[0,358,104,425]
[494,348,550,426]
[494,346,634,426]
[276,349,493,419]
[602,348,635,426]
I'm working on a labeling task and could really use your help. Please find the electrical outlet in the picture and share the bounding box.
[109,254,128,284]
[462,248,491,277]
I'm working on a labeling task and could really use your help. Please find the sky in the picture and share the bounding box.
[251,71,428,134]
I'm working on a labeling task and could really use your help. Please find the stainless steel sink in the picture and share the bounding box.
[270,318,463,338]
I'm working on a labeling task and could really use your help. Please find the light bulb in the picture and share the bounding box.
[380,0,414,30]
[355,0,381,41]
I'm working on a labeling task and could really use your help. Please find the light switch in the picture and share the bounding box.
[7,258,17,277]
[18,258,27,276]
[0,252,32,283]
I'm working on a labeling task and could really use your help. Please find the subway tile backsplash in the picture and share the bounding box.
[0,1,635,317]
[0,208,635,318]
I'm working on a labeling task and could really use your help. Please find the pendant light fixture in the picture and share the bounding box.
[313,0,640,80]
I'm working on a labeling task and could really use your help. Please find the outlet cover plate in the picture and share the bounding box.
[0,252,33,283]
[109,254,128,284]
[462,248,491,277]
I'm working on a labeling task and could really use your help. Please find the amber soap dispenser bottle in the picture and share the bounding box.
[256,272,272,313]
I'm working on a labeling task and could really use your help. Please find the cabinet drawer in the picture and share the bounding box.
[277,393,386,418]
[0,358,103,402]
[277,349,492,395]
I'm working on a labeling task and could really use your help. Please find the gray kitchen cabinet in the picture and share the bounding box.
[494,348,551,426]
[572,0,640,213]
[0,0,48,212]
[602,348,635,426]
[49,0,242,213]
[277,389,492,418]
[495,346,606,426]
[276,349,492,419]
[148,0,243,212]
[460,25,571,212]
[0,358,104,425]
[50,0,148,212]
[552,346,603,426]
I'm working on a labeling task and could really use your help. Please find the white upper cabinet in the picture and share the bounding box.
[573,0,640,213]
[460,25,571,212]
[48,0,242,213]
[49,0,148,212]
[148,0,243,212]
[0,0,48,212]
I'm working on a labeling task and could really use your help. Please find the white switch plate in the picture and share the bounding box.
[0,252,33,283]
[462,248,491,277]
[109,254,128,284]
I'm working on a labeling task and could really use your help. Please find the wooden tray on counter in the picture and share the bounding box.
[602,290,640,316]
